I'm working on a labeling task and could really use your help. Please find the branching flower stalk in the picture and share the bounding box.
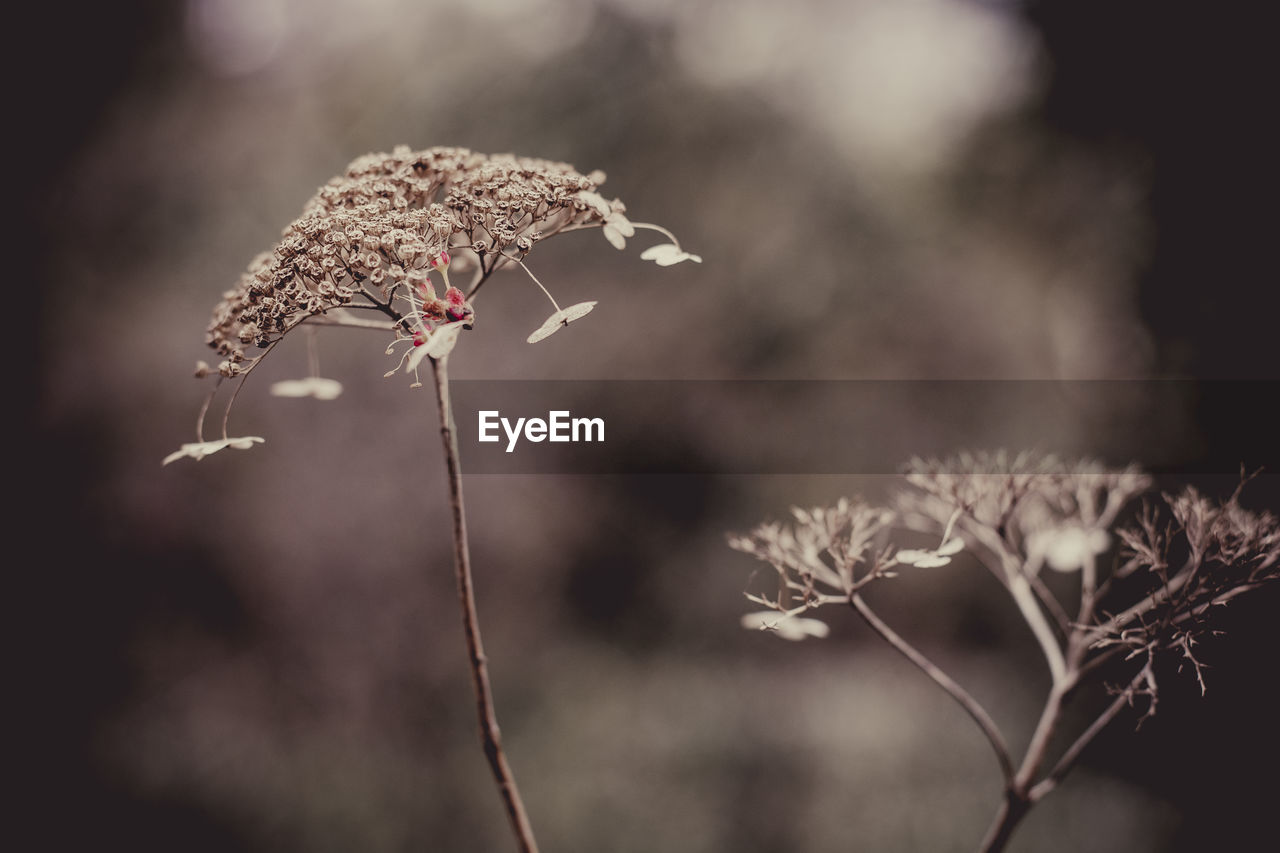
[730,452,1280,852]
[167,146,698,852]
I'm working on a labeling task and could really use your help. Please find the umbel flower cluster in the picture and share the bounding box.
[168,146,697,464]
[730,451,1280,851]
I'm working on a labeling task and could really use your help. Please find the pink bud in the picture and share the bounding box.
[444,287,469,322]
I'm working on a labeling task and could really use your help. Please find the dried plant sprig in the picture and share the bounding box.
[170,146,699,853]
[1089,477,1280,695]
[171,146,697,461]
[730,453,1279,853]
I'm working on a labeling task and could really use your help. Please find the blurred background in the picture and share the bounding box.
[17,0,1279,850]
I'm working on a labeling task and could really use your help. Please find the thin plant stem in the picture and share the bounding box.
[1008,574,1068,685]
[1014,683,1067,791]
[962,519,1068,684]
[978,665,1151,852]
[429,356,539,853]
[849,594,1015,784]
[1028,666,1151,802]
[977,790,1031,853]
[1083,558,1197,645]
[1028,572,1072,637]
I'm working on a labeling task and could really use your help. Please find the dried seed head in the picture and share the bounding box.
[204,146,623,362]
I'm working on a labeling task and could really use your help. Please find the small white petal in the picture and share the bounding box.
[162,436,263,465]
[406,322,468,371]
[406,343,431,373]
[740,611,779,629]
[425,322,467,358]
[910,554,954,568]
[937,537,965,556]
[574,190,612,218]
[270,379,311,398]
[740,611,830,641]
[1042,527,1111,573]
[605,212,635,237]
[603,223,627,250]
[526,301,597,343]
[639,243,681,262]
[895,548,930,565]
[781,617,830,640]
[163,444,204,466]
[270,377,343,400]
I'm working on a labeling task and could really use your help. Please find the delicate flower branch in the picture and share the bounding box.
[168,146,699,853]
[848,592,1015,784]
[730,451,1279,852]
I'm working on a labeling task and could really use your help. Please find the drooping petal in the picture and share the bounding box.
[527,301,598,343]
[269,377,344,400]
[603,223,628,250]
[740,610,830,641]
[640,243,681,262]
[407,320,469,370]
[896,548,952,568]
[640,243,702,266]
[896,535,964,568]
[602,213,636,250]
[606,213,635,237]
[574,190,613,218]
[658,250,702,266]
[162,436,265,465]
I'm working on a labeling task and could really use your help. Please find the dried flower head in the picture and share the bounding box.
[1095,475,1280,694]
[729,497,897,619]
[730,452,1280,850]
[169,146,697,463]
[899,451,1150,563]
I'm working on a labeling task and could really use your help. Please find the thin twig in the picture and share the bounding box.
[1084,559,1196,645]
[962,517,1068,684]
[1013,682,1066,791]
[1028,572,1072,637]
[429,357,539,853]
[1008,574,1068,686]
[1070,643,1127,688]
[1028,665,1151,802]
[849,594,1015,784]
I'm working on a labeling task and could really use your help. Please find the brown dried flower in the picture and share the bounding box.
[171,145,697,463]
[206,145,688,368]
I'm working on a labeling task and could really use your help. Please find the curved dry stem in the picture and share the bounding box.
[1008,574,1067,685]
[429,357,539,853]
[1028,572,1072,637]
[849,594,1015,784]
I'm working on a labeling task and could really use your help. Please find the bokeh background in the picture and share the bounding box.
[18,1,1279,851]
